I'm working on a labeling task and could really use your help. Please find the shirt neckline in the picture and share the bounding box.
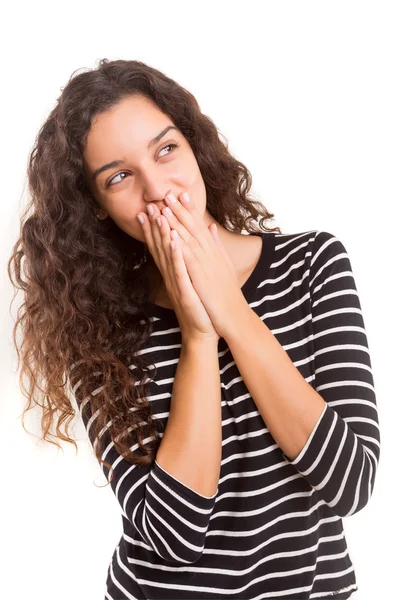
[143,231,276,324]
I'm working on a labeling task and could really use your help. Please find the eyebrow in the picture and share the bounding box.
[91,125,179,183]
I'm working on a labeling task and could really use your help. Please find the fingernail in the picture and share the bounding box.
[182,192,190,203]
[147,205,154,215]
[166,193,177,203]
[137,214,145,224]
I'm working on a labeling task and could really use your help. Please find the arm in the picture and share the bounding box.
[155,337,222,498]
[223,230,380,518]
[70,336,222,565]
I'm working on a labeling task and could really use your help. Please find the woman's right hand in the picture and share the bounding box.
[138,199,220,344]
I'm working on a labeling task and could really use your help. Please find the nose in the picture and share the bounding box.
[145,199,166,213]
[144,189,173,210]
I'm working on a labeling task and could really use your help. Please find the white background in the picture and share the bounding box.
[1,1,398,599]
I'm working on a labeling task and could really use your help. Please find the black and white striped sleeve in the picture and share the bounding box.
[69,367,218,564]
[283,231,380,517]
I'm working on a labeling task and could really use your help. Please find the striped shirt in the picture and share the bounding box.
[72,229,380,599]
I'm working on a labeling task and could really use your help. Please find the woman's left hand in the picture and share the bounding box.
[159,191,248,338]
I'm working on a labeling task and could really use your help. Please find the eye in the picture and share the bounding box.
[158,142,178,158]
[106,171,129,187]
[106,142,179,188]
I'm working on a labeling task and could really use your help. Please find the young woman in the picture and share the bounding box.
[8,58,380,600]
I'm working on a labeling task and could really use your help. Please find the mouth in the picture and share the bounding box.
[142,201,169,216]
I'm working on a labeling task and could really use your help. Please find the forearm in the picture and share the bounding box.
[156,337,222,498]
[224,304,326,461]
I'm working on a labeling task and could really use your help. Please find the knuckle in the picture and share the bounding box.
[184,216,195,230]
[187,236,200,252]
[153,239,163,254]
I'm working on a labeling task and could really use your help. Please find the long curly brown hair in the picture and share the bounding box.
[7,58,281,484]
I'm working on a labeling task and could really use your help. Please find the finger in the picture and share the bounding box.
[157,214,174,270]
[146,205,170,272]
[160,205,191,246]
[168,228,199,303]
[137,212,157,259]
[162,193,202,247]
[157,213,193,297]
[156,214,197,304]
[137,208,166,275]
[162,199,217,268]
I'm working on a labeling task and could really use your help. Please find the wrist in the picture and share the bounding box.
[181,334,220,348]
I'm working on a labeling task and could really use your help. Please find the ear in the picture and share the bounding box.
[97,209,108,220]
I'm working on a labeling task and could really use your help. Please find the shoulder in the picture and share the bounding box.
[272,229,348,258]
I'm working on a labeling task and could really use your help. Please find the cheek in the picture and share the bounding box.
[176,155,201,185]
[183,161,206,199]
[103,201,144,237]
[194,174,207,206]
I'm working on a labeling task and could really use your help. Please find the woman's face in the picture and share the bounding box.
[83,94,210,243]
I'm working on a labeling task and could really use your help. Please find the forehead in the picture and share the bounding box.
[92,95,166,131]
[84,96,175,164]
